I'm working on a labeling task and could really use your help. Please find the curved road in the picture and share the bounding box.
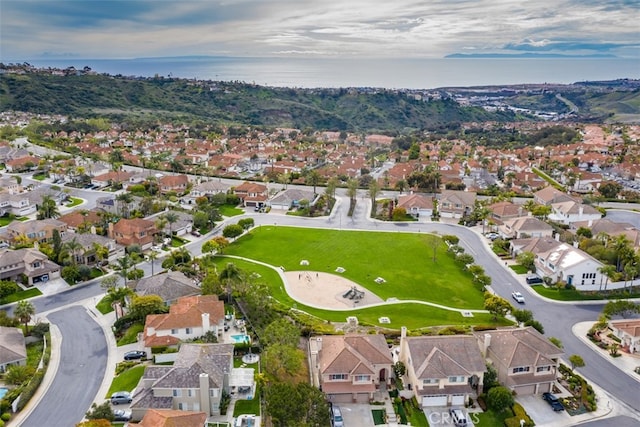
[4,189,640,423]
[22,306,107,427]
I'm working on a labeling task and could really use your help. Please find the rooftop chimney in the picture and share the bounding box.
[482,333,492,356]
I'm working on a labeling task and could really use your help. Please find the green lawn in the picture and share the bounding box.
[106,365,146,397]
[232,385,261,416]
[171,236,187,247]
[509,264,529,274]
[212,227,512,329]
[219,204,245,217]
[0,288,43,304]
[117,322,144,346]
[96,295,114,314]
[475,409,513,427]
[531,285,640,301]
[65,197,83,207]
[32,173,46,181]
[0,216,15,226]
[372,409,386,425]
[224,226,485,309]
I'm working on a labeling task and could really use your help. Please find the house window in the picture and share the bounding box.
[186,328,192,334]
[178,403,184,410]
[512,366,530,374]
[171,329,178,334]
[188,389,194,397]
[354,375,370,382]
[173,389,181,397]
[448,376,465,383]
[33,262,41,268]
[139,231,146,237]
[536,366,551,373]
[210,389,218,397]
[329,374,348,381]
[423,378,438,385]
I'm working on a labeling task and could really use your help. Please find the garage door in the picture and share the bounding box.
[451,394,465,405]
[514,384,536,395]
[537,383,551,394]
[328,394,353,404]
[422,395,448,407]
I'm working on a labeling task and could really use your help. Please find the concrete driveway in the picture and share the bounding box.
[517,395,570,425]
[338,403,376,427]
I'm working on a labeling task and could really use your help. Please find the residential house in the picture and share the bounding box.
[183,180,231,205]
[396,193,434,220]
[1,218,67,244]
[510,237,605,288]
[398,328,485,407]
[268,188,316,210]
[151,211,193,237]
[572,218,640,248]
[499,216,554,239]
[60,233,124,264]
[57,210,104,232]
[0,326,27,373]
[475,327,563,395]
[91,170,134,188]
[128,409,207,427]
[308,333,394,403]
[159,174,190,195]
[0,192,34,217]
[132,271,201,305]
[608,319,640,354]
[142,295,225,352]
[548,200,602,225]
[487,201,523,225]
[233,182,268,208]
[108,218,157,249]
[533,186,576,206]
[5,155,40,172]
[0,175,22,195]
[438,190,476,219]
[130,343,234,420]
[0,248,61,285]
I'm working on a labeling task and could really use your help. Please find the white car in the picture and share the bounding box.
[511,291,525,304]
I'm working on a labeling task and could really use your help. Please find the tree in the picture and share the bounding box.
[163,211,179,237]
[85,401,114,421]
[426,232,440,263]
[598,264,617,291]
[265,382,330,427]
[306,169,322,195]
[193,210,209,230]
[115,192,133,218]
[15,300,35,333]
[263,344,304,379]
[516,251,536,273]
[395,179,407,194]
[5,364,35,385]
[37,195,60,219]
[487,386,514,412]
[76,420,112,427]
[128,294,166,321]
[484,293,512,320]
[456,253,474,266]
[346,178,358,203]
[115,255,133,286]
[200,270,224,296]
[549,337,563,349]
[223,224,244,240]
[100,275,119,290]
[0,280,20,300]
[394,361,406,378]
[482,364,499,393]
[62,237,83,266]
[202,239,220,254]
[598,181,623,199]
[325,176,338,199]
[569,354,585,372]
[524,319,544,334]
[602,300,640,319]
[368,179,380,217]
[238,218,255,230]
[262,318,300,348]
[512,308,534,325]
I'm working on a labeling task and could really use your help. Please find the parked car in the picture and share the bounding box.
[542,392,564,411]
[526,274,544,285]
[485,232,500,241]
[511,291,525,304]
[113,409,132,421]
[330,404,344,427]
[449,408,468,426]
[110,391,132,405]
[124,350,147,361]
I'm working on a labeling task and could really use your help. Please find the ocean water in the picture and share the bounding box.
[14,56,640,90]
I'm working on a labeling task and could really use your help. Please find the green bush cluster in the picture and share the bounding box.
[1,412,11,421]
[504,402,534,427]
[115,361,140,375]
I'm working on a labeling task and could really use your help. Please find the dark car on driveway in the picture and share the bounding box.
[526,274,544,285]
[124,350,147,361]
[542,392,565,411]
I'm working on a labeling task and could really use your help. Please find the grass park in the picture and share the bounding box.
[215,226,509,330]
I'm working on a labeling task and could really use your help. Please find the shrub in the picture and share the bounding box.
[477,394,487,411]
[1,413,10,422]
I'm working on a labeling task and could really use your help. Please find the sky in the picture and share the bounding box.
[1,0,639,60]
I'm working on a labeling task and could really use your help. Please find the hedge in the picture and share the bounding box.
[505,402,534,427]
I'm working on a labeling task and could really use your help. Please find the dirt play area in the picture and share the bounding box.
[283,271,384,310]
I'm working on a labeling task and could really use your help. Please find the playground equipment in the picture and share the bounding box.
[342,286,364,300]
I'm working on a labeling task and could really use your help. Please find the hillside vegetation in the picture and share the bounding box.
[0,73,519,132]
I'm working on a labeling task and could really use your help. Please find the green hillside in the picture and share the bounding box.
[0,73,519,132]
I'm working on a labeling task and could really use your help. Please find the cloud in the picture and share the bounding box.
[1,0,639,59]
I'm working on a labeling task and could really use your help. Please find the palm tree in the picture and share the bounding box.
[116,192,133,218]
[306,170,322,195]
[395,179,407,194]
[92,242,110,268]
[147,250,158,276]
[368,179,380,217]
[116,255,133,287]
[15,300,35,333]
[37,195,60,219]
[62,237,84,266]
[163,212,179,239]
[219,262,242,303]
[598,264,617,291]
